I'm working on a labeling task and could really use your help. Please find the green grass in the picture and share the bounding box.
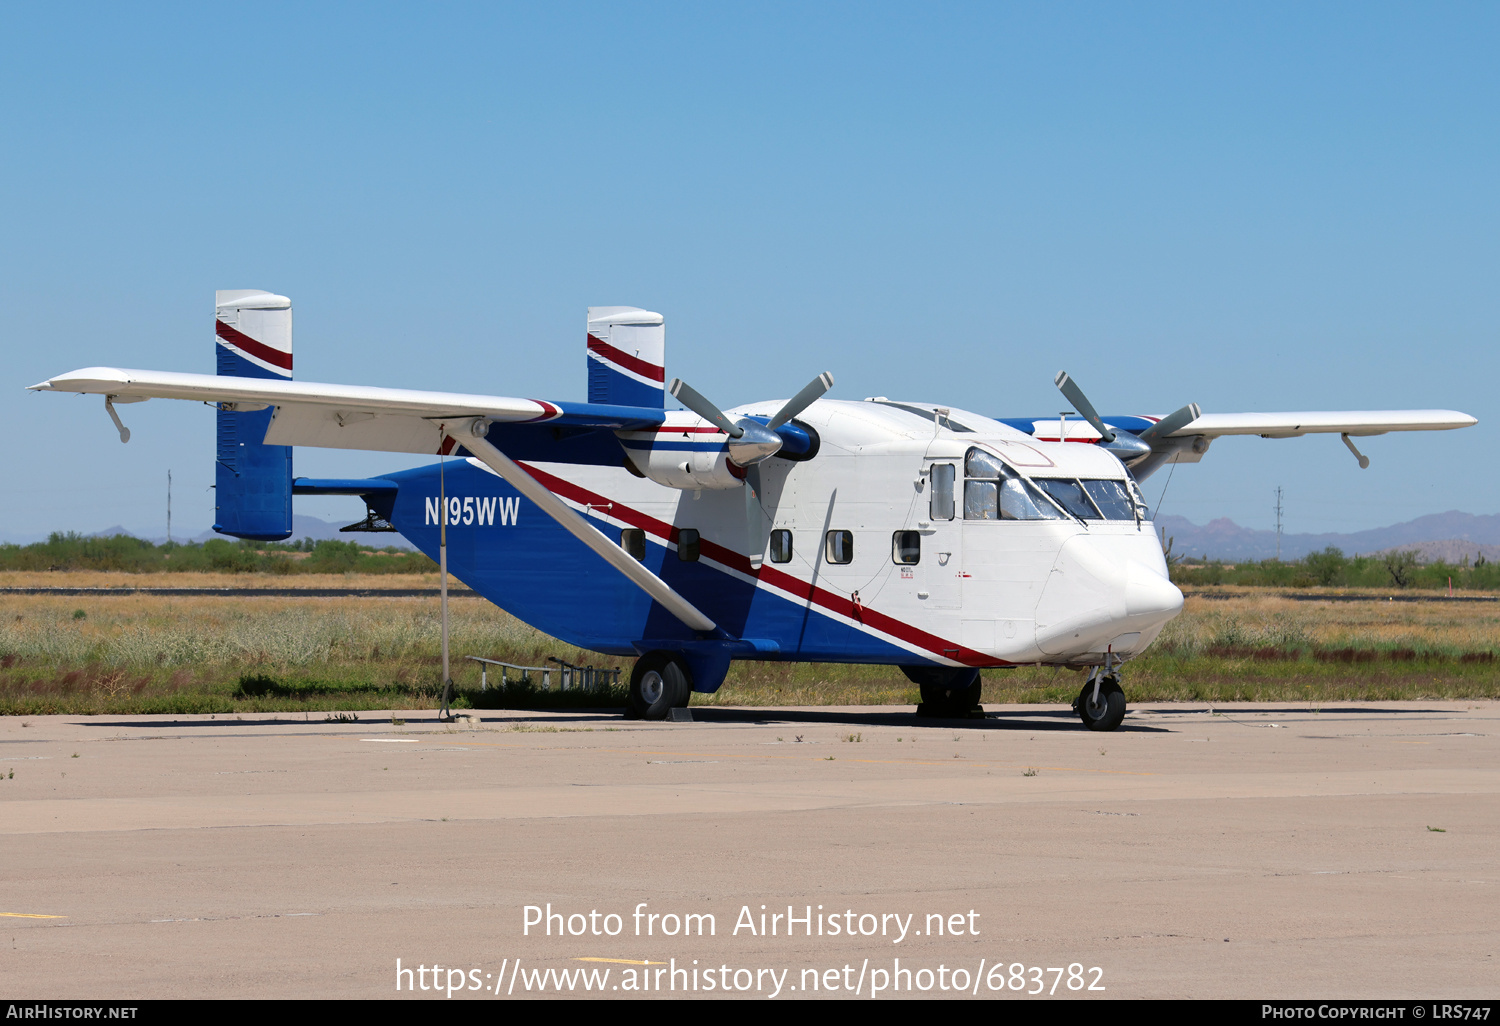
[1,582,1496,714]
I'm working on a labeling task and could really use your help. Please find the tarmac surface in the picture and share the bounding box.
[2,701,1496,1000]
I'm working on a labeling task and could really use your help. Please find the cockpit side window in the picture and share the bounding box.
[1080,479,1136,520]
[962,448,1066,521]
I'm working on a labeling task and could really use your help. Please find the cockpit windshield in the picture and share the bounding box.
[1032,477,1142,521]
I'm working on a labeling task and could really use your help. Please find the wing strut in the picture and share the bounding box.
[451,422,719,634]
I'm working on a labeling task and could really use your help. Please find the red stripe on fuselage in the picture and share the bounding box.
[514,462,1005,667]
[216,319,292,372]
[587,333,665,383]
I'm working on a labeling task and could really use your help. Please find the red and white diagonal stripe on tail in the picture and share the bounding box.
[215,290,293,378]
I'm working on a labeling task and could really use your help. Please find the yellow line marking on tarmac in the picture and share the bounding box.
[575,957,665,965]
[1,912,66,919]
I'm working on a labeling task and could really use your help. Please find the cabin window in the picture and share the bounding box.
[621,528,646,561]
[892,531,920,564]
[929,463,955,521]
[677,528,700,562]
[825,530,854,564]
[1080,479,1136,520]
[769,529,793,563]
[962,447,1066,521]
[1034,478,1103,520]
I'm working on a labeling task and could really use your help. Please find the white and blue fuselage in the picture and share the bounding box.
[388,398,1183,688]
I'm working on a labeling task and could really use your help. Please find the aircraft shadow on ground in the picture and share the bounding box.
[72,709,1171,733]
[682,707,1172,733]
[76,702,1459,733]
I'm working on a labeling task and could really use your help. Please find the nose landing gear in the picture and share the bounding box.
[1073,662,1126,731]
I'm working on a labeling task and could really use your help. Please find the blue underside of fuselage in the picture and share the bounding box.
[380,461,927,686]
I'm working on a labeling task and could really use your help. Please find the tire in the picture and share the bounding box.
[627,652,691,720]
[1076,678,1126,732]
[905,667,982,718]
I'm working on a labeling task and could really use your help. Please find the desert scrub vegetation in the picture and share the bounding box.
[1171,546,1500,591]
[0,582,1496,714]
[0,532,438,575]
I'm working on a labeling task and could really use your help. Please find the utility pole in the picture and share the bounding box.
[167,469,172,546]
[1274,486,1284,561]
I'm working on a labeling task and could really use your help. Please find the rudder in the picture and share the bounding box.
[586,306,665,408]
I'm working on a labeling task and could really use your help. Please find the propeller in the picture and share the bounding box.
[768,371,834,429]
[1053,371,1117,443]
[668,378,743,439]
[1053,370,1201,466]
[668,372,834,469]
[1137,403,1202,445]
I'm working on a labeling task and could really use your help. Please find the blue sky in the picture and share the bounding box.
[3,2,1495,539]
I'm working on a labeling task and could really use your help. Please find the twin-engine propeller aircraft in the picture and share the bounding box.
[31,291,1478,729]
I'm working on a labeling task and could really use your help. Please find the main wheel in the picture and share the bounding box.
[1075,677,1126,731]
[904,666,983,718]
[626,652,691,720]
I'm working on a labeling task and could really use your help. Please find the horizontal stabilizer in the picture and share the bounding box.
[292,478,399,496]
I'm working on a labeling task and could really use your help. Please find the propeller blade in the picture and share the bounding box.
[767,372,834,430]
[1053,371,1115,443]
[744,463,768,563]
[668,378,743,438]
[1138,403,1202,445]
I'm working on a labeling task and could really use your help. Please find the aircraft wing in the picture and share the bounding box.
[30,365,722,632]
[1016,409,1476,441]
[1007,408,1476,479]
[29,366,665,454]
[1155,410,1477,438]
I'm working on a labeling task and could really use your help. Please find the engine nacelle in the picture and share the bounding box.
[618,413,744,490]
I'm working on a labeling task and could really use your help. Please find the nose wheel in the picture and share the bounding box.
[1073,670,1126,731]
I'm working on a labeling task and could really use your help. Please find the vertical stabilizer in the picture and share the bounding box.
[214,290,294,540]
[587,306,665,408]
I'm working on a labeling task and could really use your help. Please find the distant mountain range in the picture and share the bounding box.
[1156,510,1500,563]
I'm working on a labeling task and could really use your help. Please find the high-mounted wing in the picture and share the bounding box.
[29,365,726,633]
[29,366,665,454]
[1007,398,1476,480]
[1161,410,1477,438]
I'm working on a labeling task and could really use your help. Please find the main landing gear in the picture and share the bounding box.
[1072,664,1126,731]
[626,651,693,720]
[903,666,985,719]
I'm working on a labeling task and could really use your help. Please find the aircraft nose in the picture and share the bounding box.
[1126,560,1184,623]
